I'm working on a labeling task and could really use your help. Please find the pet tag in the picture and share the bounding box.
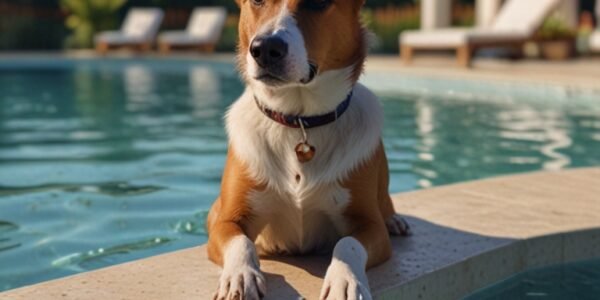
[295,142,316,163]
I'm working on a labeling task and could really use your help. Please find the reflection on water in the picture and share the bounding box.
[0,59,599,291]
[382,95,600,192]
[0,59,236,291]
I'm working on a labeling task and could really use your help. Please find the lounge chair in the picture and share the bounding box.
[95,8,164,54]
[158,7,227,53]
[400,0,561,67]
[591,31,600,53]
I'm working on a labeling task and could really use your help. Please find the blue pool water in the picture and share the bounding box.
[0,58,599,291]
[464,259,600,300]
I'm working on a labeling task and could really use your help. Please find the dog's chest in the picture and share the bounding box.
[246,181,351,255]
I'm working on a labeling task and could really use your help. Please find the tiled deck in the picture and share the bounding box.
[2,168,600,300]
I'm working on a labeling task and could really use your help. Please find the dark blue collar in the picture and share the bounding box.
[254,90,353,129]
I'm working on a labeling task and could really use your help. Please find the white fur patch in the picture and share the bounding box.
[247,182,351,255]
[320,237,372,300]
[216,236,266,300]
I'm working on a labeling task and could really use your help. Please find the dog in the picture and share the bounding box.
[207,0,410,299]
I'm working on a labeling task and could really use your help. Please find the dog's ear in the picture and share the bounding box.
[235,0,241,7]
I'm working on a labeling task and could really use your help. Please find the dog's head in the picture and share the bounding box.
[236,0,367,89]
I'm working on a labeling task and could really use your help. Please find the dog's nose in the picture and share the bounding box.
[250,36,288,67]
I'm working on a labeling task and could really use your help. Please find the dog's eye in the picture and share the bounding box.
[303,0,332,11]
[251,0,265,7]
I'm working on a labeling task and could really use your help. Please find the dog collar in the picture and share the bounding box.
[254,90,353,129]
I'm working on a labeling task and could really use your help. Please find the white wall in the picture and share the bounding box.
[421,0,452,29]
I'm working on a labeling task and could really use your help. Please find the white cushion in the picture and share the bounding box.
[121,8,164,39]
[401,28,528,47]
[401,29,470,47]
[157,7,226,46]
[591,31,600,52]
[95,32,146,45]
[187,7,227,42]
[492,0,560,35]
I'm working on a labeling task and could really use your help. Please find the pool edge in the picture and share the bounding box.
[1,168,600,299]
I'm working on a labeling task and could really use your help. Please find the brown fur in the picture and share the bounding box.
[341,142,395,268]
[207,148,264,266]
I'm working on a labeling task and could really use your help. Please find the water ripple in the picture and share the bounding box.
[51,237,173,269]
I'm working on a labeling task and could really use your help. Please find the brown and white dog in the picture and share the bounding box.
[207,0,410,299]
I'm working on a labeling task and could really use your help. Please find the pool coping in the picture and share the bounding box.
[1,168,599,299]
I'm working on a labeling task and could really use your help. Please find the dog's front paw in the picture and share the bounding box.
[214,265,266,300]
[319,261,372,300]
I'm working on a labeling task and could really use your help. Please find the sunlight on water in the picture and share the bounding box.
[0,58,599,291]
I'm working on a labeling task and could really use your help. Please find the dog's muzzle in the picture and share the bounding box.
[250,35,317,85]
[250,36,288,68]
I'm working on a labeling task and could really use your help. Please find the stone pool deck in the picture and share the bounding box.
[1,168,600,300]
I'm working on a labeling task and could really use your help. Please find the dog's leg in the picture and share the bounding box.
[319,236,377,300]
[320,218,392,300]
[210,232,266,300]
[208,149,266,300]
[320,143,396,300]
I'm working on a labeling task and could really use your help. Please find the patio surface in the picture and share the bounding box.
[1,168,599,300]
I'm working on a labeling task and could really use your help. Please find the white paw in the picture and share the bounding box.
[386,214,411,236]
[214,264,266,300]
[319,261,372,300]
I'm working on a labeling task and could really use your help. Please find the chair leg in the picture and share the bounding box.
[457,45,472,68]
[96,42,109,55]
[159,43,171,54]
[139,42,152,53]
[199,45,216,53]
[401,45,414,65]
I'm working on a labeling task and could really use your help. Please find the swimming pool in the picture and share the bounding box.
[464,258,600,300]
[0,58,599,292]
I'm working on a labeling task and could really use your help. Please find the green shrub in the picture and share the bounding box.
[362,7,420,53]
[537,17,576,41]
[60,0,127,48]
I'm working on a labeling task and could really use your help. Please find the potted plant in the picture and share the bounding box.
[536,17,577,60]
